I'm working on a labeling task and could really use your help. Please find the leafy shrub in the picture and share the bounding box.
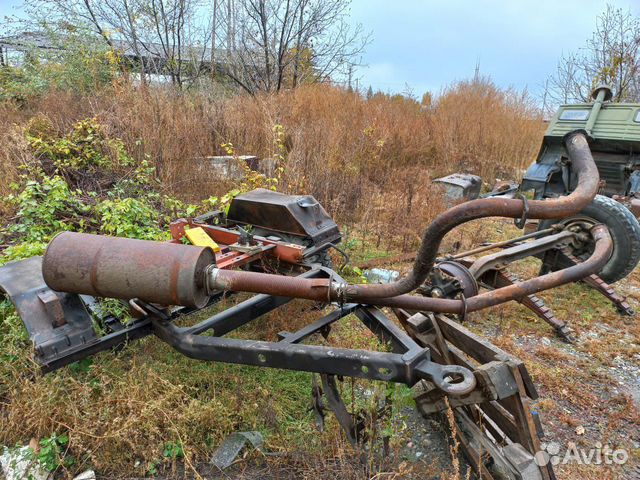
[96,197,165,240]
[0,65,48,104]
[35,433,74,472]
[25,116,142,194]
[5,175,90,243]
[0,242,48,265]
[0,117,195,263]
[26,117,131,171]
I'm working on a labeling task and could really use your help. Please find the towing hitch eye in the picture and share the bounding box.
[141,300,477,396]
[414,361,476,396]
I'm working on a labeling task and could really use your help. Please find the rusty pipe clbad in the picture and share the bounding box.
[43,232,215,308]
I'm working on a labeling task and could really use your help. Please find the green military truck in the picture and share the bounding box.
[519,85,640,283]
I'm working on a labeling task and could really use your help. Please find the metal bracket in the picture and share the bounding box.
[0,256,97,367]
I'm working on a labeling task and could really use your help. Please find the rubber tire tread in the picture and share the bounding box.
[539,194,640,283]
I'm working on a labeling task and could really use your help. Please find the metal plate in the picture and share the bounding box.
[0,256,97,366]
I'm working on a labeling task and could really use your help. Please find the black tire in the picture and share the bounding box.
[539,194,640,283]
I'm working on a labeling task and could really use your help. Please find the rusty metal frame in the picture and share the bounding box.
[147,268,477,395]
[6,264,474,396]
[170,217,308,266]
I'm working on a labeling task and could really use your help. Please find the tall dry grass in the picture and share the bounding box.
[0,80,549,476]
[0,78,544,249]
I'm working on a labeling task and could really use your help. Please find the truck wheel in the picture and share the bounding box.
[539,195,640,283]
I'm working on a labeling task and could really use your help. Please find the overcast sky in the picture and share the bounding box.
[2,0,639,100]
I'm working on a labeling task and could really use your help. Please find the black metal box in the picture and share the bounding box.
[227,189,340,246]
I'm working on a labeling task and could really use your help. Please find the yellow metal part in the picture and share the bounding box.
[185,227,221,253]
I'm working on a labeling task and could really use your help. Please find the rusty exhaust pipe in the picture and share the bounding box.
[206,224,612,313]
[351,224,612,313]
[340,131,599,301]
[43,223,610,314]
[43,232,215,308]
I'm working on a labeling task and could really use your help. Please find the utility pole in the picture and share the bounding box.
[473,57,481,82]
[211,0,218,78]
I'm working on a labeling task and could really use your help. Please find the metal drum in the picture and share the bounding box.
[43,232,215,308]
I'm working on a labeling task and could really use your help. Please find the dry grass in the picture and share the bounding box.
[0,79,544,241]
[0,80,554,478]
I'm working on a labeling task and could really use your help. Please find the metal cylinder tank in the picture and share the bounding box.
[42,232,215,308]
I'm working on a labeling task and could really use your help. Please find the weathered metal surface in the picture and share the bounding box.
[148,300,476,395]
[43,232,215,308]
[0,256,97,366]
[187,268,327,336]
[405,311,552,480]
[208,267,333,301]
[449,227,556,260]
[433,173,482,203]
[0,127,613,480]
[435,260,479,298]
[466,230,576,278]
[170,218,306,265]
[206,225,612,314]
[51,224,610,320]
[226,188,341,246]
[476,266,572,341]
[343,131,600,300]
[349,224,613,313]
[562,251,635,315]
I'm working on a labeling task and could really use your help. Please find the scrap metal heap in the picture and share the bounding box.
[0,130,627,479]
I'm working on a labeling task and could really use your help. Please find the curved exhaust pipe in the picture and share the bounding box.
[43,131,603,313]
[206,224,612,313]
[340,131,599,301]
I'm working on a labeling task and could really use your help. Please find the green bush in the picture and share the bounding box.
[96,197,165,240]
[27,117,133,171]
[5,175,90,243]
[0,28,119,103]
[0,117,196,264]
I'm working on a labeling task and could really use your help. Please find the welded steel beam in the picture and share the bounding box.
[151,311,476,395]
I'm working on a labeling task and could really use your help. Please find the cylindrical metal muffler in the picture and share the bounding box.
[43,232,215,308]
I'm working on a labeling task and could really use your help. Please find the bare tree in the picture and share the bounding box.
[211,0,369,94]
[546,5,640,106]
[20,0,211,87]
[11,0,366,92]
